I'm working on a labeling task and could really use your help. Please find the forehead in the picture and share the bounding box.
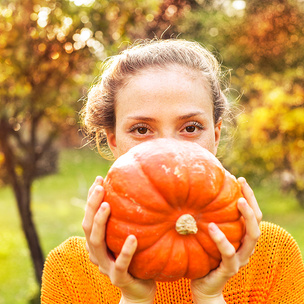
[119,64,212,100]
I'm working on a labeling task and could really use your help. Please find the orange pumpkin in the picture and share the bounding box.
[104,138,245,282]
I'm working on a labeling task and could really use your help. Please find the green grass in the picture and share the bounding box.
[254,181,304,252]
[0,148,111,304]
[0,148,303,304]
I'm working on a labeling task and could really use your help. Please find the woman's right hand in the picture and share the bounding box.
[82,176,156,304]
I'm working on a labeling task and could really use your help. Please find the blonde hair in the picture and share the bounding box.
[82,39,230,159]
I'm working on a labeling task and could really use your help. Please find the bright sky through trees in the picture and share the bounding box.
[69,0,95,6]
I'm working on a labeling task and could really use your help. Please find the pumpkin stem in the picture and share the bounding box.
[175,214,198,235]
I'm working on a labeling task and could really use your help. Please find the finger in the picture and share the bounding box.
[238,177,263,223]
[82,185,105,237]
[114,235,137,274]
[88,176,104,199]
[208,223,239,277]
[89,202,112,270]
[236,198,261,264]
[111,235,137,286]
[90,202,111,248]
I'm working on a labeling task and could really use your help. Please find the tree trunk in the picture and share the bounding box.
[296,189,304,209]
[0,119,44,285]
[14,183,45,285]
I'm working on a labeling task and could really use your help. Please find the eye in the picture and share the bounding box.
[182,121,204,133]
[128,123,152,135]
[137,127,148,134]
[185,126,196,133]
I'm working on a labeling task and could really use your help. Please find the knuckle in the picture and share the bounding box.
[90,235,100,247]
[226,265,239,277]
[87,197,96,209]
[87,187,104,207]
[249,226,261,241]
[94,212,105,226]
[247,186,254,197]
[253,229,261,241]
[215,232,226,245]
[244,182,254,197]
[257,210,263,223]
[94,185,104,194]
[114,262,126,273]
[246,205,255,217]
[118,248,131,261]
[88,185,94,195]
[82,220,90,232]
[223,247,236,259]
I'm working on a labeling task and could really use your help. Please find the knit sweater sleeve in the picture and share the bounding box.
[221,222,304,303]
[41,237,122,303]
[41,238,78,303]
[262,222,304,303]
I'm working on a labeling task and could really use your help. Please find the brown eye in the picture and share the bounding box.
[138,127,148,134]
[185,126,196,132]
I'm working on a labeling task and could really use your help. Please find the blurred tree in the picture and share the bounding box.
[225,72,304,207]
[0,0,172,285]
[173,0,304,206]
[0,0,93,285]
[234,0,304,73]
[226,0,304,207]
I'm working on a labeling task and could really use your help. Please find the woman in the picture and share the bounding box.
[41,39,304,303]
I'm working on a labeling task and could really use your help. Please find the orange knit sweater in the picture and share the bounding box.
[41,222,304,303]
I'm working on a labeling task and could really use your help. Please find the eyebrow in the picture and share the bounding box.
[127,111,205,122]
[177,111,205,120]
[126,116,157,122]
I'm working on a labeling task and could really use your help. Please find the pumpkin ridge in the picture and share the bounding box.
[207,176,226,208]
[136,156,178,213]
[184,235,214,279]
[201,203,241,223]
[183,236,191,278]
[131,229,177,280]
[200,170,241,214]
[107,219,174,253]
[104,188,169,224]
[194,227,221,261]
[185,160,225,210]
[203,169,226,209]
[153,231,187,281]
[116,194,172,224]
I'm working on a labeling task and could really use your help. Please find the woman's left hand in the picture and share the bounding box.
[191,177,263,303]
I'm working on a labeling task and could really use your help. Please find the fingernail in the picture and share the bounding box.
[238,197,247,207]
[238,177,246,184]
[100,202,108,211]
[129,234,136,241]
[208,222,218,232]
[95,185,103,193]
[95,176,103,183]
[127,235,137,246]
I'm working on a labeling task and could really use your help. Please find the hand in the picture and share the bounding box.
[191,177,262,304]
[82,176,156,304]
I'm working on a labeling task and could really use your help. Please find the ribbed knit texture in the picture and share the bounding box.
[41,222,304,303]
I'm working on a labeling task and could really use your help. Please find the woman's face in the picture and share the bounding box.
[106,65,222,159]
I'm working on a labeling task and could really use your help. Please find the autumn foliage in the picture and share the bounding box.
[0,0,304,289]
